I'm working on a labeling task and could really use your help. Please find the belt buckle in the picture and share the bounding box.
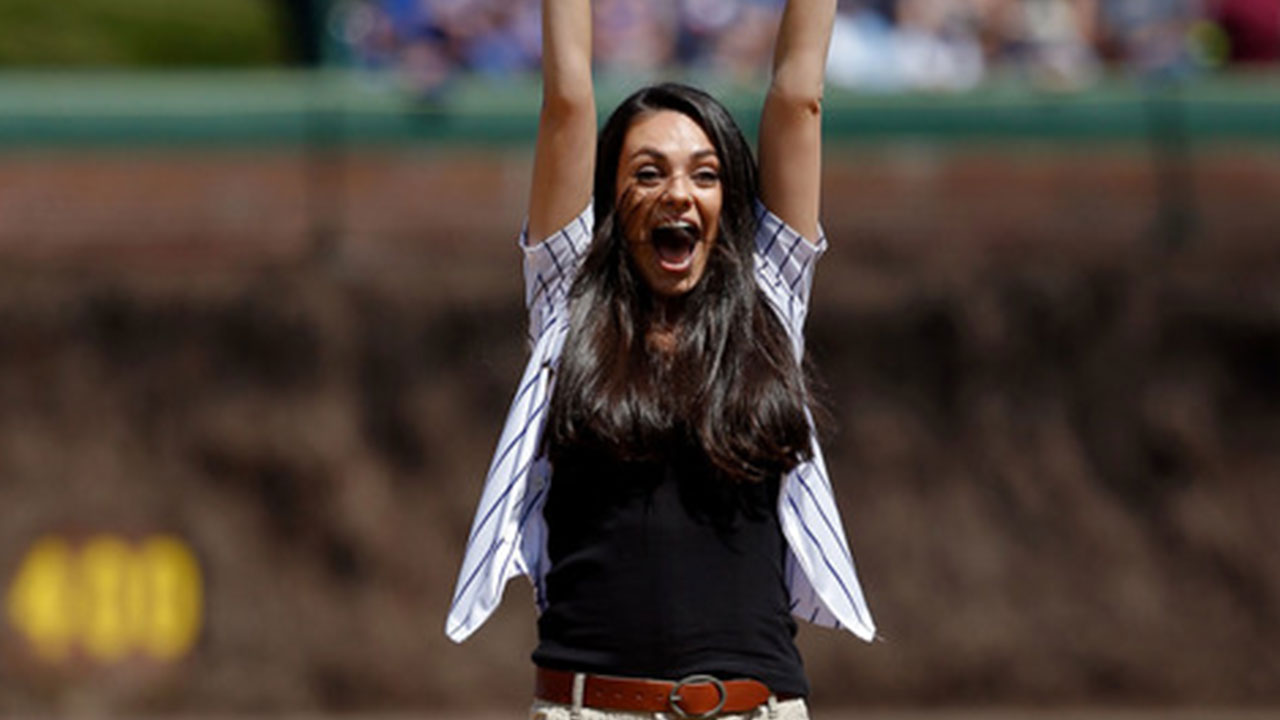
[668,674,727,719]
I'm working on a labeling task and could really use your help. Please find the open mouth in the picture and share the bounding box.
[650,222,699,272]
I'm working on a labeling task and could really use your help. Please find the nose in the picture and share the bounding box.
[661,174,693,209]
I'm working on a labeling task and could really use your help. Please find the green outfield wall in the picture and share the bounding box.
[2,70,1280,148]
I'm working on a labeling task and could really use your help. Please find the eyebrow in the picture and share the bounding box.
[630,146,719,162]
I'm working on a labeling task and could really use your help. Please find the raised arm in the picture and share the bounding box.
[758,0,836,242]
[527,0,596,245]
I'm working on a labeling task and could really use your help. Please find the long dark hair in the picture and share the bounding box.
[545,83,812,483]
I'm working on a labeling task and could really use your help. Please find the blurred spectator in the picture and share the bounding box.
[827,1,987,92]
[678,0,745,65]
[705,0,786,82]
[326,0,1279,97]
[826,1,906,91]
[1034,1,1100,84]
[897,0,987,89]
[993,0,1102,88]
[594,0,680,73]
[1100,0,1203,79]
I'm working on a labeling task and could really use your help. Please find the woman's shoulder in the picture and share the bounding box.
[752,199,827,255]
[521,203,594,255]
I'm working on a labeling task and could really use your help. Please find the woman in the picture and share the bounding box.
[448,2,874,717]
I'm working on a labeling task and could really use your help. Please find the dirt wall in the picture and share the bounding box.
[0,145,1278,714]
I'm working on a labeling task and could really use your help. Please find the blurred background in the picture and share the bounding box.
[1,0,1279,717]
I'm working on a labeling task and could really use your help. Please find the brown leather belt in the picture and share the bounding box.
[535,667,778,718]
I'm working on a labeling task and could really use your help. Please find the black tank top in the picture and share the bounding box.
[532,441,809,697]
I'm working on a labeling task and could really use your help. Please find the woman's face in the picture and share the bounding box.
[615,110,723,298]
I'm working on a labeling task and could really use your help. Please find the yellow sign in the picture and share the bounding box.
[6,534,203,664]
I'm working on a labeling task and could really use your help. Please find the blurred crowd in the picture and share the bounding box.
[331,0,1280,94]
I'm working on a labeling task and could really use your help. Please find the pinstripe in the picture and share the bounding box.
[449,534,502,611]
[808,449,835,491]
[532,272,552,315]
[791,253,814,290]
[447,203,875,644]
[495,481,550,595]
[780,232,803,270]
[463,469,519,546]
[573,214,589,252]
[785,495,870,629]
[761,223,785,262]
[791,464,856,565]
[490,365,549,466]
[464,362,552,544]
[544,231,567,278]
[771,263,789,290]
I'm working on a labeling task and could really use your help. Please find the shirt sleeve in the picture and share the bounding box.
[519,205,594,346]
[753,201,827,360]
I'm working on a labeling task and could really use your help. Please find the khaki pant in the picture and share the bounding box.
[530,695,810,720]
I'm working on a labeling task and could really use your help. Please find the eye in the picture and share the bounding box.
[693,168,720,186]
[634,165,662,185]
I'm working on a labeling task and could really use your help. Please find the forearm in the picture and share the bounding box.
[540,0,593,108]
[769,0,837,105]
[759,0,836,242]
[528,0,595,244]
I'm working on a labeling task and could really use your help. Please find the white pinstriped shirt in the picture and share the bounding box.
[446,202,876,643]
